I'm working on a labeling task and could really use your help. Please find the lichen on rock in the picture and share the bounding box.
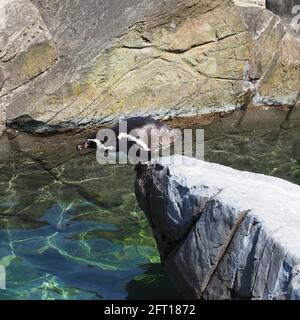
[0,0,299,138]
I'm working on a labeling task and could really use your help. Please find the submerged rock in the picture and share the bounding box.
[135,156,300,299]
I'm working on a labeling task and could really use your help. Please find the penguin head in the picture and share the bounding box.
[76,139,97,151]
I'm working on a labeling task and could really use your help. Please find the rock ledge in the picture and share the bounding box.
[135,156,300,299]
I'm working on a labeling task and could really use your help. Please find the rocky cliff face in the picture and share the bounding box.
[236,0,300,106]
[135,156,300,299]
[0,0,299,136]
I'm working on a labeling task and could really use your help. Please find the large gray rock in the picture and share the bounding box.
[0,0,58,134]
[0,0,251,136]
[0,0,299,137]
[235,0,300,107]
[135,156,300,299]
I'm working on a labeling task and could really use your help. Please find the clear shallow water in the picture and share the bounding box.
[0,126,299,300]
[205,128,300,185]
[0,146,177,300]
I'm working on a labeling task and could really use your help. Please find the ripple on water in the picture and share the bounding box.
[0,146,171,299]
[0,126,299,299]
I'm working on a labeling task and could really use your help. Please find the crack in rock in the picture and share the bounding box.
[201,209,251,296]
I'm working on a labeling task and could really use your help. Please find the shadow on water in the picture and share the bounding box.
[126,263,180,300]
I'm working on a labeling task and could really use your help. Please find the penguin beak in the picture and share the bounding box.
[77,144,83,151]
[76,140,90,151]
[76,140,97,151]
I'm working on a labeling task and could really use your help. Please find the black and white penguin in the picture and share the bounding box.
[76,117,182,162]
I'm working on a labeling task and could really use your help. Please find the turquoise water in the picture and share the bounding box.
[205,128,300,185]
[0,146,176,300]
[0,126,299,300]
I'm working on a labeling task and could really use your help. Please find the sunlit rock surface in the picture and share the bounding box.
[0,0,299,137]
[235,0,300,107]
[0,0,251,134]
[135,155,300,299]
[0,0,58,134]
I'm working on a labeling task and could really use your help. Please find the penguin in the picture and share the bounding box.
[76,117,182,163]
